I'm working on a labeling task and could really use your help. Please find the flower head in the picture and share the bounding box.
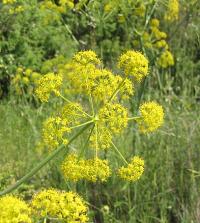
[35,73,63,102]
[118,50,148,82]
[138,101,164,133]
[165,0,179,22]
[61,154,111,182]
[150,18,160,28]
[99,103,128,134]
[0,195,32,223]
[32,189,88,223]
[42,116,71,150]
[157,50,174,68]
[118,156,144,181]
[73,50,101,66]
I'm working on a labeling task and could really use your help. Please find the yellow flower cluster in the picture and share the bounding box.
[118,50,149,82]
[42,116,71,150]
[41,102,87,150]
[150,19,168,49]
[73,50,101,66]
[61,154,111,182]
[118,156,144,181]
[132,17,174,68]
[2,0,16,4]
[134,2,146,17]
[40,0,74,14]
[35,72,63,102]
[60,102,87,125]
[2,0,25,14]
[89,126,112,150]
[138,102,164,133]
[0,195,32,223]
[32,189,88,222]
[35,50,164,183]
[67,51,134,102]
[0,189,89,222]
[157,50,175,68]
[99,103,128,134]
[165,0,179,22]
[12,67,41,96]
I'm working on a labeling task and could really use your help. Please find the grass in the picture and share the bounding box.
[0,93,199,222]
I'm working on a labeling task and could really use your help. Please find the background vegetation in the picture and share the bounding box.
[0,0,199,222]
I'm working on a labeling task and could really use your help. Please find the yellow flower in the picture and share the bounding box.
[73,50,101,66]
[42,116,71,150]
[0,195,32,223]
[22,76,29,85]
[150,18,160,28]
[3,0,16,4]
[61,154,111,182]
[90,126,112,150]
[99,103,128,134]
[86,158,111,182]
[25,68,32,77]
[32,189,88,223]
[104,3,113,12]
[60,102,87,125]
[118,50,148,82]
[138,101,164,133]
[31,72,41,82]
[157,50,174,68]
[134,3,146,17]
[118,156,144,181]
[165,0,179,22]
[154,40,168,49]
[35,72,63,102]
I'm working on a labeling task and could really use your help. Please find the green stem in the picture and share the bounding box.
[78,124,95,159]
[70,120,94,129]
[0,124,91,196]
[128,117,141,121]
[108,78,126,103]
[59,94,92,118]
[111,141,128,165]
[142,0,158,34]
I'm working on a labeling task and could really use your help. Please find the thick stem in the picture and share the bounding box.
[0,124,91,196]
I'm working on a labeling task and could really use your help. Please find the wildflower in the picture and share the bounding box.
[99,103,128,134]
[0,195,32,223]
[154,40,168,49]
[61,154,86,182]
[138,101,164,133]
[25,69,32,77]
[60,102,87,125]
[73,50,101,66]
[90,126,112,150]
[22,76,29,85]
[91,70,133,102]
[118,156,144,181]
[104,2,113,12]
[134,3,146,17]
[32,189,88,223]
[31,72,41,82]
[118,50,148,82]
[157,50,174,68]
[86,158,111,182]
[35,72,63,102]
[165,0,179,21]
[42,116,71,150]
[2,0,16,4]
[61,154,111,182]
[150,18,160,28]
